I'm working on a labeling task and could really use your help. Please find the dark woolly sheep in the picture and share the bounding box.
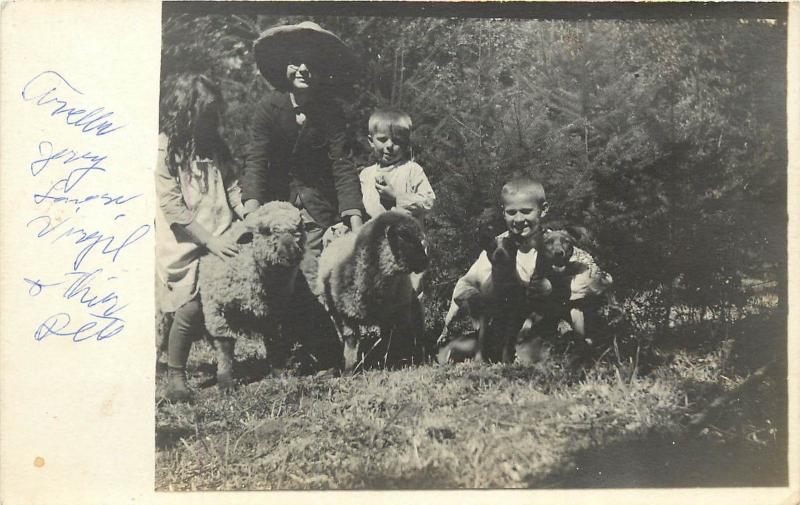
[198,201,305,389]
[317,211,429,372]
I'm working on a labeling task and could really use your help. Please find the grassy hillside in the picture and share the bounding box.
[155,313,786,490]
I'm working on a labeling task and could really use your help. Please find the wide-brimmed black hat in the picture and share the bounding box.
[253,21,359,92]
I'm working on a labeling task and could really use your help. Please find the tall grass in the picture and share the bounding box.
[156,308,786,490]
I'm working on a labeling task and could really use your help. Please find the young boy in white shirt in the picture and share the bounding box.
[359,109,435,297]
[441,176,608,363]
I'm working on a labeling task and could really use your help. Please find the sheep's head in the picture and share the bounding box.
[240,201,305,268]
[382,213,428,274]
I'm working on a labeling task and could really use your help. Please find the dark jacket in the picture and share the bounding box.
[241,90,362,227]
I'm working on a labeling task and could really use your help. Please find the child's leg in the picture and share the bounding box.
[570,307,586,339]
[569,297,603,345]
[298,210,325,297]
[290,209,341,371]
[299,235,323,296]
[515,311,559,365]
[165,297,204,402]
[567,302,604,368]
[475,313,489,363]
[437,300,461,345]
[213,337,235,391]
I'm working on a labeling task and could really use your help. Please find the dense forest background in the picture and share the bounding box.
[160,9,787,352]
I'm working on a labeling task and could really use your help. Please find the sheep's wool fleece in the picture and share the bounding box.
[317,230,359,298]
[198,202,305,340]
[318,213,420,323]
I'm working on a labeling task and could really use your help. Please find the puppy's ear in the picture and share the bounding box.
[477,223,498,254]
[499,235,518,253]
[480,235,498,256]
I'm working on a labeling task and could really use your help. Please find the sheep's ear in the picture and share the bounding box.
[385,223,398,242]
[243,210,258,227]
[385,223,413,252]
[385,224,404,258]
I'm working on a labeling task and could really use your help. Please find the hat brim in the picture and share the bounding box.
[254,24,359,92]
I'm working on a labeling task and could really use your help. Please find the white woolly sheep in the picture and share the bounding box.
[198,200,305,389]
[317,211,429,372]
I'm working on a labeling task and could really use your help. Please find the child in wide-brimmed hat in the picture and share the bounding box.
[241,21,363,295]
[252,21,359,93]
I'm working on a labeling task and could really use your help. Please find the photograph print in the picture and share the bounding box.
[154,2,789,491]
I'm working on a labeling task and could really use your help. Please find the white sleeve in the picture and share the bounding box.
[569,247,613,300]
[394,162,435,218]
[452,251,492,301]
[359,165,385,219]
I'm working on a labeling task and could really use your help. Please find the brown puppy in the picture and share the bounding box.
[528,229,576,300]
[515,227,612,364]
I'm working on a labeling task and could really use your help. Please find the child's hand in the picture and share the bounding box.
[375,178,397,206]
[348,215,363,232]
[242,199,260,218]
[206,235,239,259]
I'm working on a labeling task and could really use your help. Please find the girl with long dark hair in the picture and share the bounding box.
[156,74,245,402]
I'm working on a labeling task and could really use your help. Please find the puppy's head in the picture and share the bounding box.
[540,230,575,268]
[477,220,517,267]
[485,235,517,269]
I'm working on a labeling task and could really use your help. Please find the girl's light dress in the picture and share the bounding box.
[155,133,244,312]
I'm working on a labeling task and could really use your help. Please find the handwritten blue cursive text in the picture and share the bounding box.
[27,268,127,342]
[21,71,124,137]
[27,214,150,271]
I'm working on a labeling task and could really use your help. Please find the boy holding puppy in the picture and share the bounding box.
[441,176,610,363]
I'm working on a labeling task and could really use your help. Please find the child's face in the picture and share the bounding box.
[286,63,312,90]
[369,126,408,166]
[502,191,548,240]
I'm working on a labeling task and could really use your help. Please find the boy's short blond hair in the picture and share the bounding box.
[501,177,547,206]
[368,109,412,141]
